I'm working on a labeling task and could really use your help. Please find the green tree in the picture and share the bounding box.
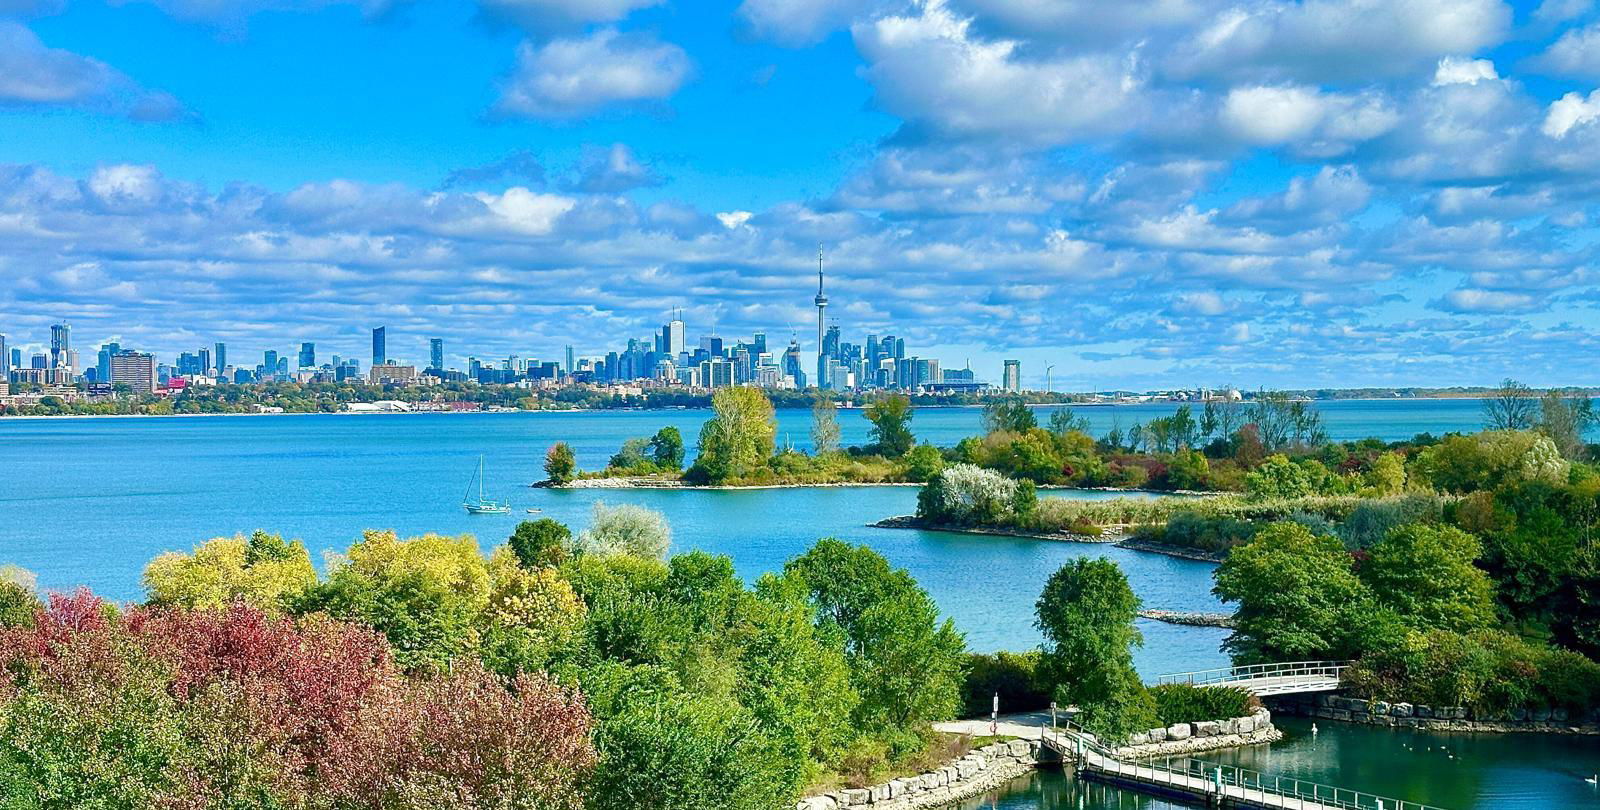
[903,443,945,482]
[1035,558,1155,741]
[0,565,41,629]
[691,387,777,483]
[1213,522,1374,663]
[293,530,491,671]
[480,547,588,675]
[1367,452,1407,495]
[1484,378,1538,431]
[982,397,1037,434]
[782,539,965,744]
[142,531,317,612]
[1539,392,1596,461]
[650,426,686,470]
[864,394,915,458]
[1361,523,1497,634]
[509,518,572,568]
[1047,407,1090,436]
[1244,454,1324,500]
[576,502,672,560]
[1166,450,1210,491]
[810,394,841,455]
[546,442,578,484]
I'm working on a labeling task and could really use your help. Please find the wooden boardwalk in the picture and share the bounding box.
[1042,724,1444,810]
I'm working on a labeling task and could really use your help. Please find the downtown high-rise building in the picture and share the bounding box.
[50,323,71,371]
[429,338,444,371]
[371,327,386,367]
[564,345,575,375]
[110,351,157,394]
[1003,359,1021,393]
[0,333,8,379]
[263,350,279,379]
[665,312,686,357]
[214,342,227,372]
[298,342,316,369]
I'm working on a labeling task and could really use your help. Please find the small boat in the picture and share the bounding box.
[525,508,542,514]
[463,455,511,515]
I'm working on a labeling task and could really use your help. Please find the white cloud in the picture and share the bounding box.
[1530,23,1600,79]
[564,143,663,193]
[87,164,164,210]
[1433,56,1498,85]
[0,22,186,120]
[716,210,753,228]
[1173,291,1227,315]
[1165,0,1511,84]
[1219,85,1396,149]
[737,0,880,46]
[853,0,1143,145]
[480,0,664,32]
[494,29,691,120]
[1432,289,1539,313]
[1543,89,1600,138]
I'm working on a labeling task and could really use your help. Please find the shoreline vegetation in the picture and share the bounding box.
[0,506,1256,810]
[5,376,1598,419]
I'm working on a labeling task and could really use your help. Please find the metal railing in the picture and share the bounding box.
[1043,720,1444,810]
[1156,660,1351,694]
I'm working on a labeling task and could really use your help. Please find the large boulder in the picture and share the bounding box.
[1167,723,1193,741]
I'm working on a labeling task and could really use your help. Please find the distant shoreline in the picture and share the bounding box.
[0,393,1571,422]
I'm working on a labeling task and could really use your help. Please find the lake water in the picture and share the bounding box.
[972,718,1600,810]
[0,398,1591,808]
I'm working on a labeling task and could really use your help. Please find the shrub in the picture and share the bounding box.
[916,464,1020,527]
[1149,684,1257,726]
[575,502,672,560]
[509,518,573,568]
[961,651,1050,718]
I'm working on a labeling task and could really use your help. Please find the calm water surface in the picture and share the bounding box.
[0,399,1595,808]
[972,718,1600,810]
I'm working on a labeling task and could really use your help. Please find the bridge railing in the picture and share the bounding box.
[1156,659,1351,689]
[1043,721,1443,810]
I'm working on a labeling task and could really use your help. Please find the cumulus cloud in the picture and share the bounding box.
[1218,85,1397,152]
[1433,56,1498,85]
[1543,89,1600,138]
[736,0,882,46]
[479,0,664,32]
[562,143,664,193]
[1163,0,1511,84]
[854,0,1143,145]
[1530,22,1600,79]
[0,22,189,120]
[493,29,691,119]
[440,151,546,190]
[1431,289,1541,313]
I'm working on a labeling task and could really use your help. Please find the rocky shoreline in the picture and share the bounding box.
[1137,609,1234,628]
[1112,538,1226,563]
[1268,693,1600,734]
[868,515,1121,544]
[796,739,1052,810]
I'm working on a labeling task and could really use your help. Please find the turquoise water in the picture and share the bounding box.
[971,718,1600,809]
[1,399,1596,808]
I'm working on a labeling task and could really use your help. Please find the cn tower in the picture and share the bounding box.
[814,244,827,386]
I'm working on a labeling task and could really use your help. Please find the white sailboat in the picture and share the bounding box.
[463,455,511,514]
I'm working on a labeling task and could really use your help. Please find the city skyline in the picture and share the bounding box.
[4,1,1600,390]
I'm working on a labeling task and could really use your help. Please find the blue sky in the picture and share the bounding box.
[2,0,1599,389]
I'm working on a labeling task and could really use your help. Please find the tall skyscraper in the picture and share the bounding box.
[12,349,24,370]
[564,345,575,375]
[263,350,279,379]
[371,326,386,367]
[823,325,840,361]
[298,342,316,369]
[0,334,8,379]
[50,323,71,371]
[110,351,157,394]
[1003,359,1021,393]
[214,342,227,372]
[666,311,686,356]
[429,338,444,371]
[198,348,211,375]
[813,245,827,387]
[97,343,120,383]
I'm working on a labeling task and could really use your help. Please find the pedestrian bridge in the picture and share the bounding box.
[1157,660,1350,697]
[1042,720,1441,810]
